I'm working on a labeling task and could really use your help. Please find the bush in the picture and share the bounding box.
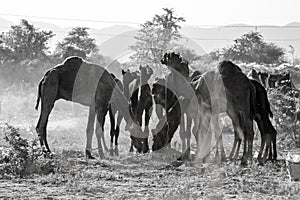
[0,124,55,177]
[268,87,300,149]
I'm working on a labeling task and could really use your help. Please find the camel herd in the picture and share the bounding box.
[35,52,279,165]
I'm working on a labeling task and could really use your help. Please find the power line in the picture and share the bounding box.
[1,12,300,28]
[0,13,141,25]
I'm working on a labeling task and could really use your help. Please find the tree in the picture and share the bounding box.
[56,27,98,59]
[0,19,54,61]
[212,32,285,64]
[171,44,201,63]
[130,8,185,67]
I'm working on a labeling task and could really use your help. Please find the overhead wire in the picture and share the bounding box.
[1,13,300,42]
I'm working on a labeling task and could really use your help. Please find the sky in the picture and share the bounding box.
[1,0,300,29]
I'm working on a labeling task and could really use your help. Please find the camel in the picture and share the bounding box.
[250,80,277,163]
[151,77,181,151]
[192,62,256,164]
[237,68,278,163]
[132,65,153,135]
[160,52,199,154]
[121,67,152,153]
[35,56,142,159]
[108,73,124,156]
[193,67,277,164]
[162,52,256,164]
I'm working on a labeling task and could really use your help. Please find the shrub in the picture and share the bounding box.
[268,87,300,149]
[0,124,55,177]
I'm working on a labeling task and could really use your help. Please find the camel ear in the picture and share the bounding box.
[122,69,125,75]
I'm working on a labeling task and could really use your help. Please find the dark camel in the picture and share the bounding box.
[250,79,277,163]
[108,73,124,156]
[192,61,256,164]
[36,57,142,159]
[121,68,152,153]
[160,52,199,154]
[151,77,181,151]
[240,69,278,163]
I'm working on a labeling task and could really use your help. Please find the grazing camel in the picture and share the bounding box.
[250,80,277,163]
[129,65,153,153]
[239,68,278,163]
[151,77,181,151]
[133,65,153,135]
[160,52,199,154]
[108,73,124,156]
[35,57,142,159]
[121,68,152,153]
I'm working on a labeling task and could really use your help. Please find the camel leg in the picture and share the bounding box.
[219,134,226,161]
[129,142,134,152]
[195,108,212,163]
[262,141,270,164]
[234,139,242,160]
[114,126,120,156]
[229,137,237,159]
[241,135,248,165]
[229,128,242,160]
[258,135,266,161]
[192,115,199,140]
[185,115,192,153]
[228,113,239,159]
[144,105,153,136]
[95,106,109,159]
[36,103,54,154]
[228,112,243,161]
[86,106,96,159]
[180,114,187,152]
[272,134,277,161]
[114,111,122,156]
[267,140,273,161]
[212,115,226,162]
[108,105,115,156]
[241,117,254,164]
[36,76,58,155]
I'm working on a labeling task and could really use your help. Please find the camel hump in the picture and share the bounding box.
[63,56,83,67]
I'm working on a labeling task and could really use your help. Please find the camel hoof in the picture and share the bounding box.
[129,147,134,153]
[240,157,248,166]
[85,150,95,159]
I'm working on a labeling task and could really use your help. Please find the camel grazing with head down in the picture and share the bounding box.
[121,66,153,153]
[35,56,141,159]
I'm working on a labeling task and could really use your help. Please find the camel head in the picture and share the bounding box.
[161,52,189,79]
[122,69,139,85]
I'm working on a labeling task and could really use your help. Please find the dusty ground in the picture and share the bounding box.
[0,101,300,199]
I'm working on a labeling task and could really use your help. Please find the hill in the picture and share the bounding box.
[1,17,300,59]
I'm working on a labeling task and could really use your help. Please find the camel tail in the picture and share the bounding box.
[265,92,273,118]
[35,79,42,110]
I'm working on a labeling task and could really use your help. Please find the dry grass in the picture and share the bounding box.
[0,89,300,199]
